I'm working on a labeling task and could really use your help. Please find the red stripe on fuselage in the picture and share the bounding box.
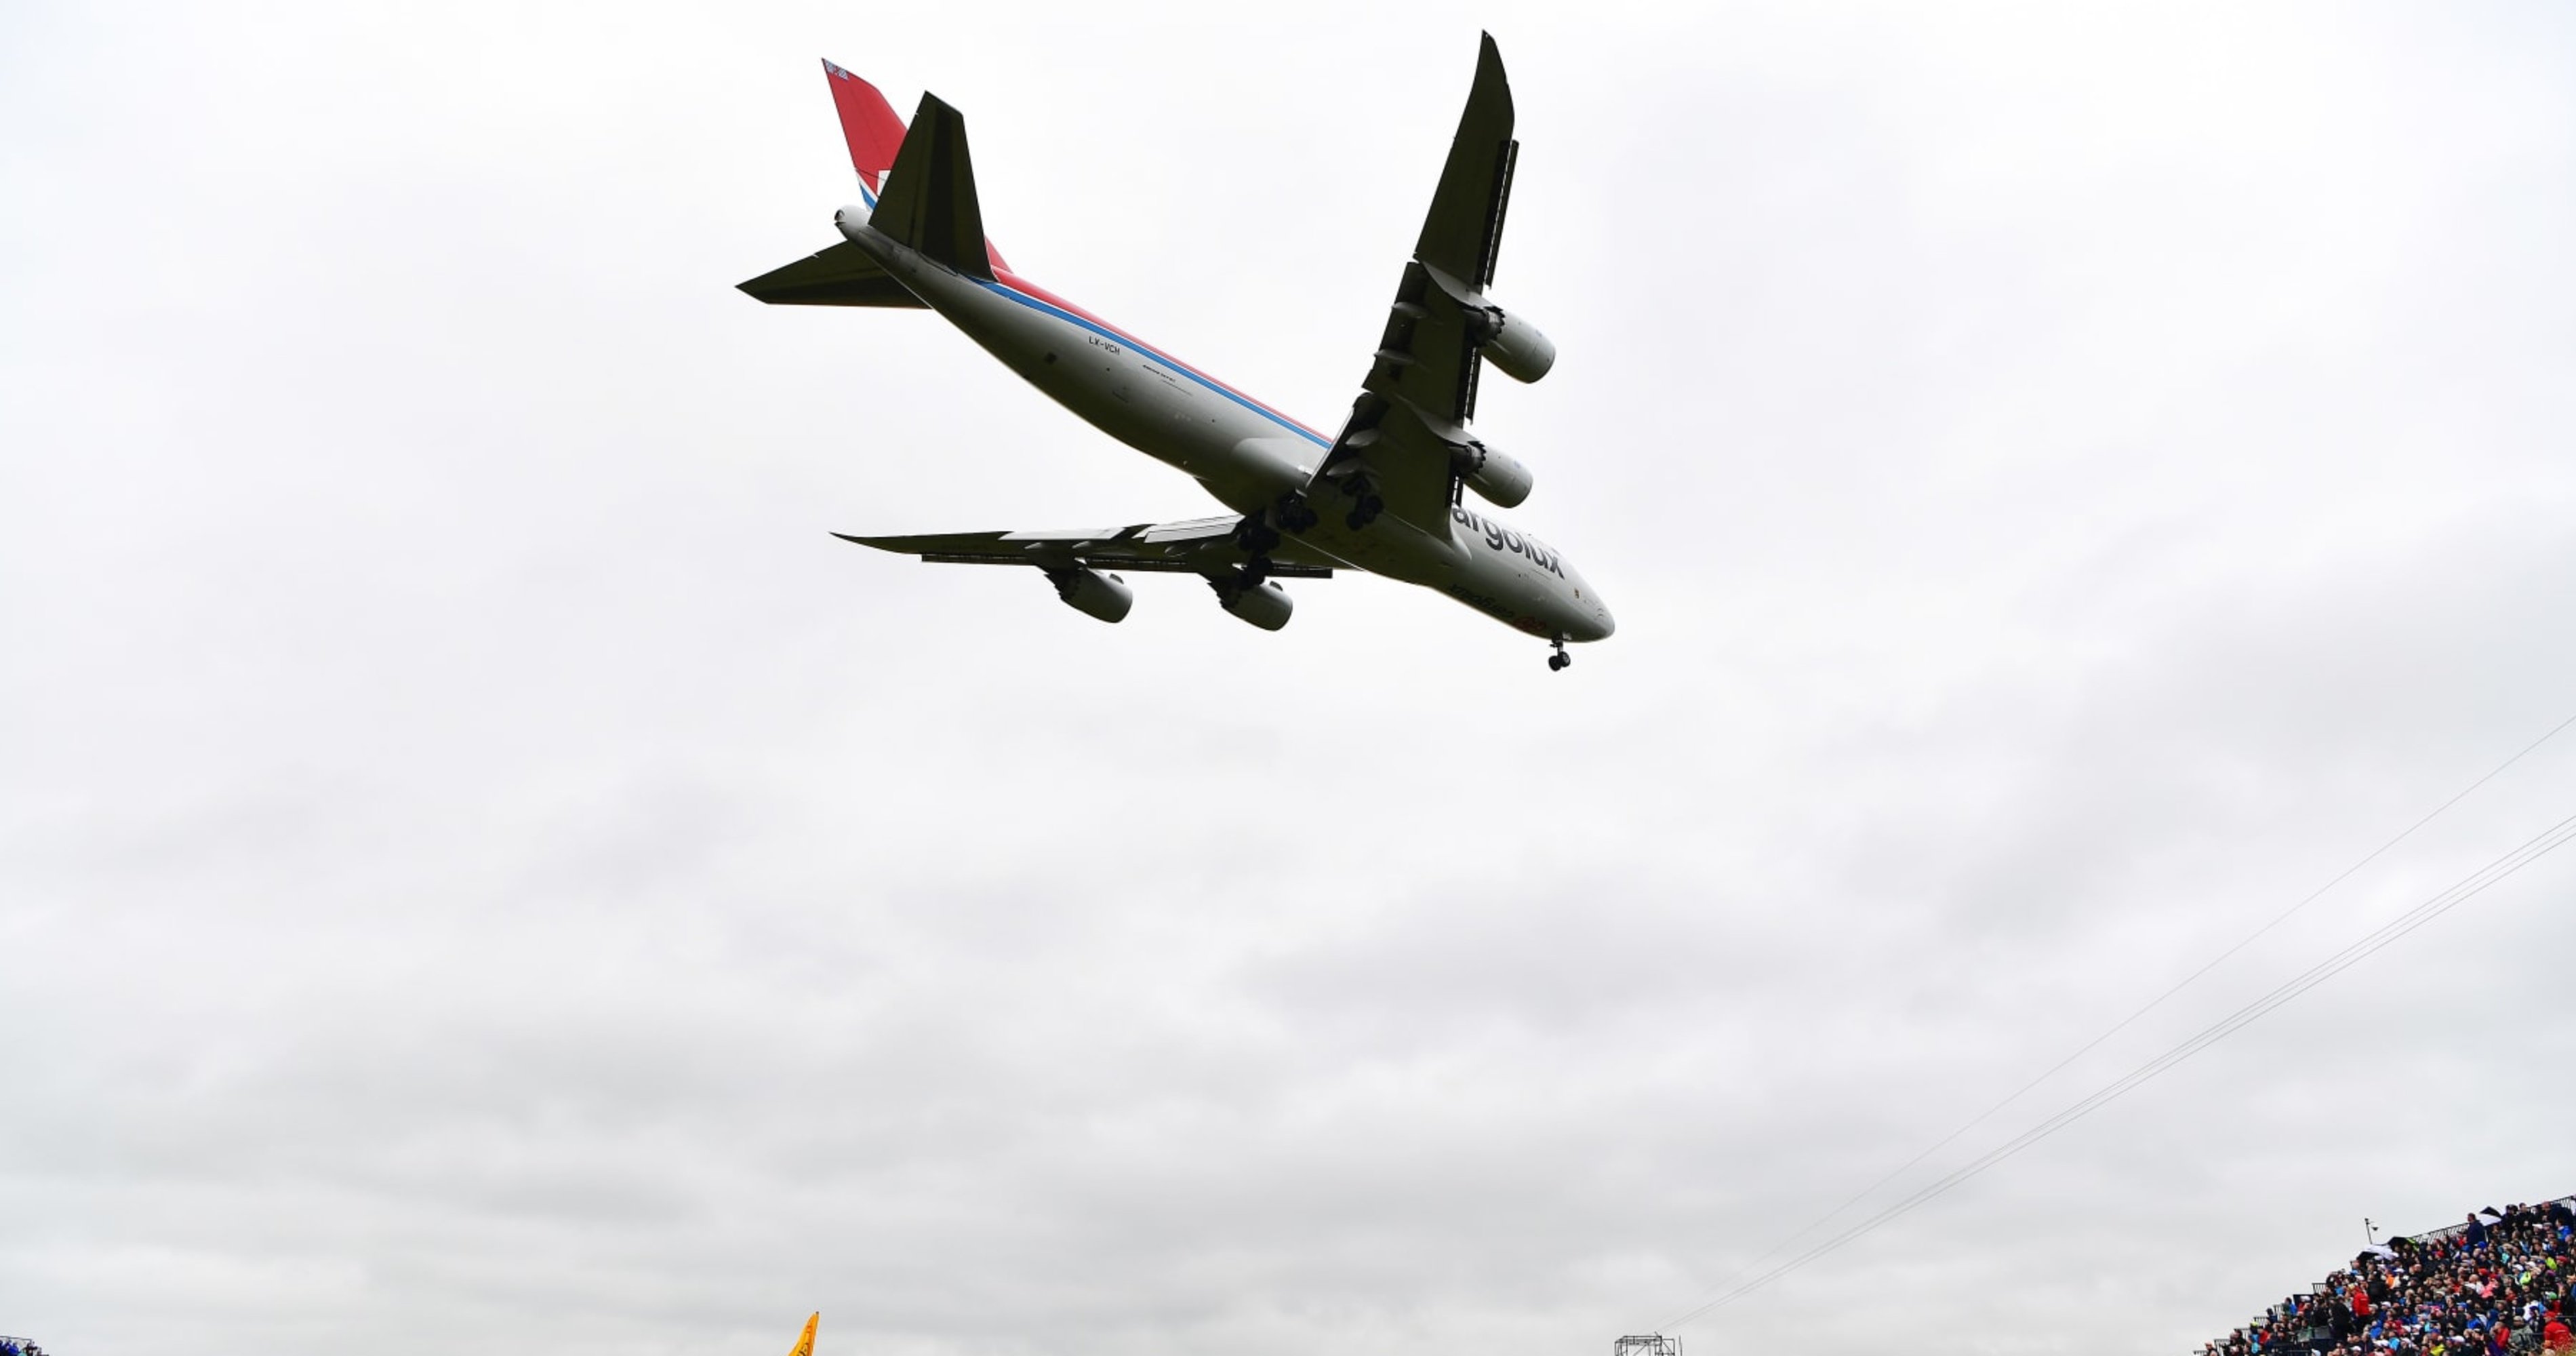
[992,269,1329,444]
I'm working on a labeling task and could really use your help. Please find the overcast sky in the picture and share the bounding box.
[7,2,2576,1353]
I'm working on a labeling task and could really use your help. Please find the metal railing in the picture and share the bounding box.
[2390,1195,2576,1248]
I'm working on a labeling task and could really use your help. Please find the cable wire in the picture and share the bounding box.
[1657,808,2576,1330]
[1649,710,2576,1321]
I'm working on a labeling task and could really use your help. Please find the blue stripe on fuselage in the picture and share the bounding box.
[975,280,1331,449]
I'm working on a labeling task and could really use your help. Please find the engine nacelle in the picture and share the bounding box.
[1047,567,1133,624]
[1218,578,1294,631]
[1452,439,1534,509]
[1470,304,1556,384]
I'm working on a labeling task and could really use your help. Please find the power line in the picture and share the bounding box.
[1660,808,2576,1325]
[1649,711,2576,1320]
[1652,713,2576,1332]
[1662,810,2576,1328]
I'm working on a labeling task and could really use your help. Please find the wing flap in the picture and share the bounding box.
[1363,261,1478,424]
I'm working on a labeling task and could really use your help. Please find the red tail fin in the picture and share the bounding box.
[822,59,909,201]
[819,59,1012,275]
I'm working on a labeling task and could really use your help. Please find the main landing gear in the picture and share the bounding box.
[1232,494,1325,587]
[1230,514,1282,589]
[1241,495,1321,554]
[1548,639,1571,672]
[1273,492,1320,534]
[1232,515,1281,557]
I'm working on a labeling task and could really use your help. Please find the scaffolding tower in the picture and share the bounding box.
[1614,1335,1680,1356]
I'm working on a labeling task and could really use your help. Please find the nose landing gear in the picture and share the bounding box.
[1548,639,1571,672]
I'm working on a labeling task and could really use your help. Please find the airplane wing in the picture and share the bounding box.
[1305,33,1523,536]
[837,516,1337,578]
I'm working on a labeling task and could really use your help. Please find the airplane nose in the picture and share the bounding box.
[1565,597,1613,642]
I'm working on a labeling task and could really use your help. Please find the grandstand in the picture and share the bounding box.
[2200,1197,2576,1355]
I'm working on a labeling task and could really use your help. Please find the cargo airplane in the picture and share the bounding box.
[741,35,1613,669]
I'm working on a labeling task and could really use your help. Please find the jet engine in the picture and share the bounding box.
[1217,578,1294,631]
[1469,304,1556,384]
[1451,439,1534,509]
[1047,567,1133,623]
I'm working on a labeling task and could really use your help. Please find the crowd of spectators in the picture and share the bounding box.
[0,1338,45,1356]
[2202,1198,2576,1356]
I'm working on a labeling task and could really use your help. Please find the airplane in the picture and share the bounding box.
[740,34,1614,670]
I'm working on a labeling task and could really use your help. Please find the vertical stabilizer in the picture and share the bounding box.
[786,1313,820,1356]
[822,61,908,204]
[868,93,996,281]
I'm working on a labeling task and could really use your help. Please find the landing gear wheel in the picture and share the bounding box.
[1548,641,1571,672]
[1232,515,1282,556]
[1274,494,1320,534]
[1345,494,1386,531]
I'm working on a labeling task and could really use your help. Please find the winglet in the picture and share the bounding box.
[822,60,908,204]
[786,1312,820,1356]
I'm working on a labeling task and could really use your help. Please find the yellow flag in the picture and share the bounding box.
[786,1313,820,1356]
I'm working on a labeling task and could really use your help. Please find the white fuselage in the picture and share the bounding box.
[842,216,1614,644]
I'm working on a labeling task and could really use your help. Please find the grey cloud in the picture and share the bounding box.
[7,3,2576,1356]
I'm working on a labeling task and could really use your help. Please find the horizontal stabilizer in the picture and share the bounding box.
[738,240,927,308]
[868,94,995,281]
